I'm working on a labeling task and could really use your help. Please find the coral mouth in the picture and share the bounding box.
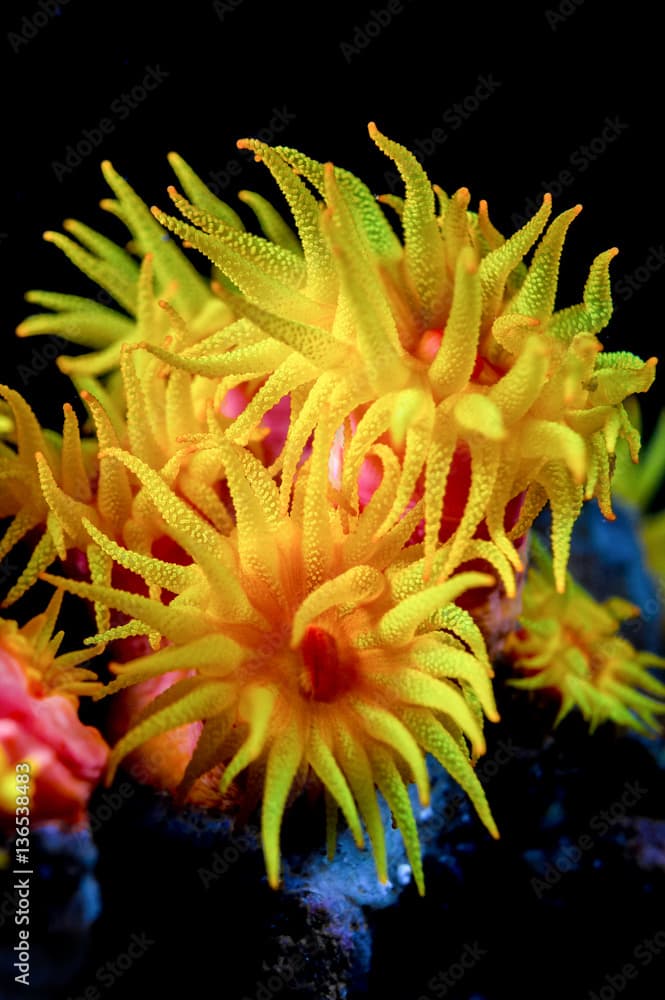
[298,625,357,702]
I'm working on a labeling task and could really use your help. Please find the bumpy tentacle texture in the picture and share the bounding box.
[5,157,306,604]
[506,537,665,735]
[613,403,665,584]
[43,420,500,894]
[0,385,101,605]
[0,589,103,699]
[5,125,661,888]
[0,359,237,614]
[15,130,656,601]
[17,158,230,401]
[137,124,656,595]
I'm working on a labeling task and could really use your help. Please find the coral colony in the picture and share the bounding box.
[1,123,664,895]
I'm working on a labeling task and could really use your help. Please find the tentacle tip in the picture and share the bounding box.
[236,137,259,155]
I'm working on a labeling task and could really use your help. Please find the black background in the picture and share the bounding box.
[2,0,663,431]
[2,2,665,998]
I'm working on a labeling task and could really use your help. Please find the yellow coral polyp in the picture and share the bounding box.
[139,123,655,594]
[0,385,102,605]
[18,160,229,386]
[507,538,665,735]
[42,412,500,893]
[0,590,103,700]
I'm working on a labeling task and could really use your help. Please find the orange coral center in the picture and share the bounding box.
[414,327,504,385]
[299,625,355,702]
[415,327,443,364]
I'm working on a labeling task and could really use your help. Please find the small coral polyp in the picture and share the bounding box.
[43,421,500,894]
[507,539,665,734]
[0,594,108,827]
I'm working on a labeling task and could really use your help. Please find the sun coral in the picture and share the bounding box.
[17,159,228,390]
[3,160,299,607]
[140,124,655,594]
[0,594,108,826]
[506,537,665,735]
[0,387,99,605]
[5,123,661,895]
[104,670,228,807]
[42,415,501,893]
[15,127,655,605]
